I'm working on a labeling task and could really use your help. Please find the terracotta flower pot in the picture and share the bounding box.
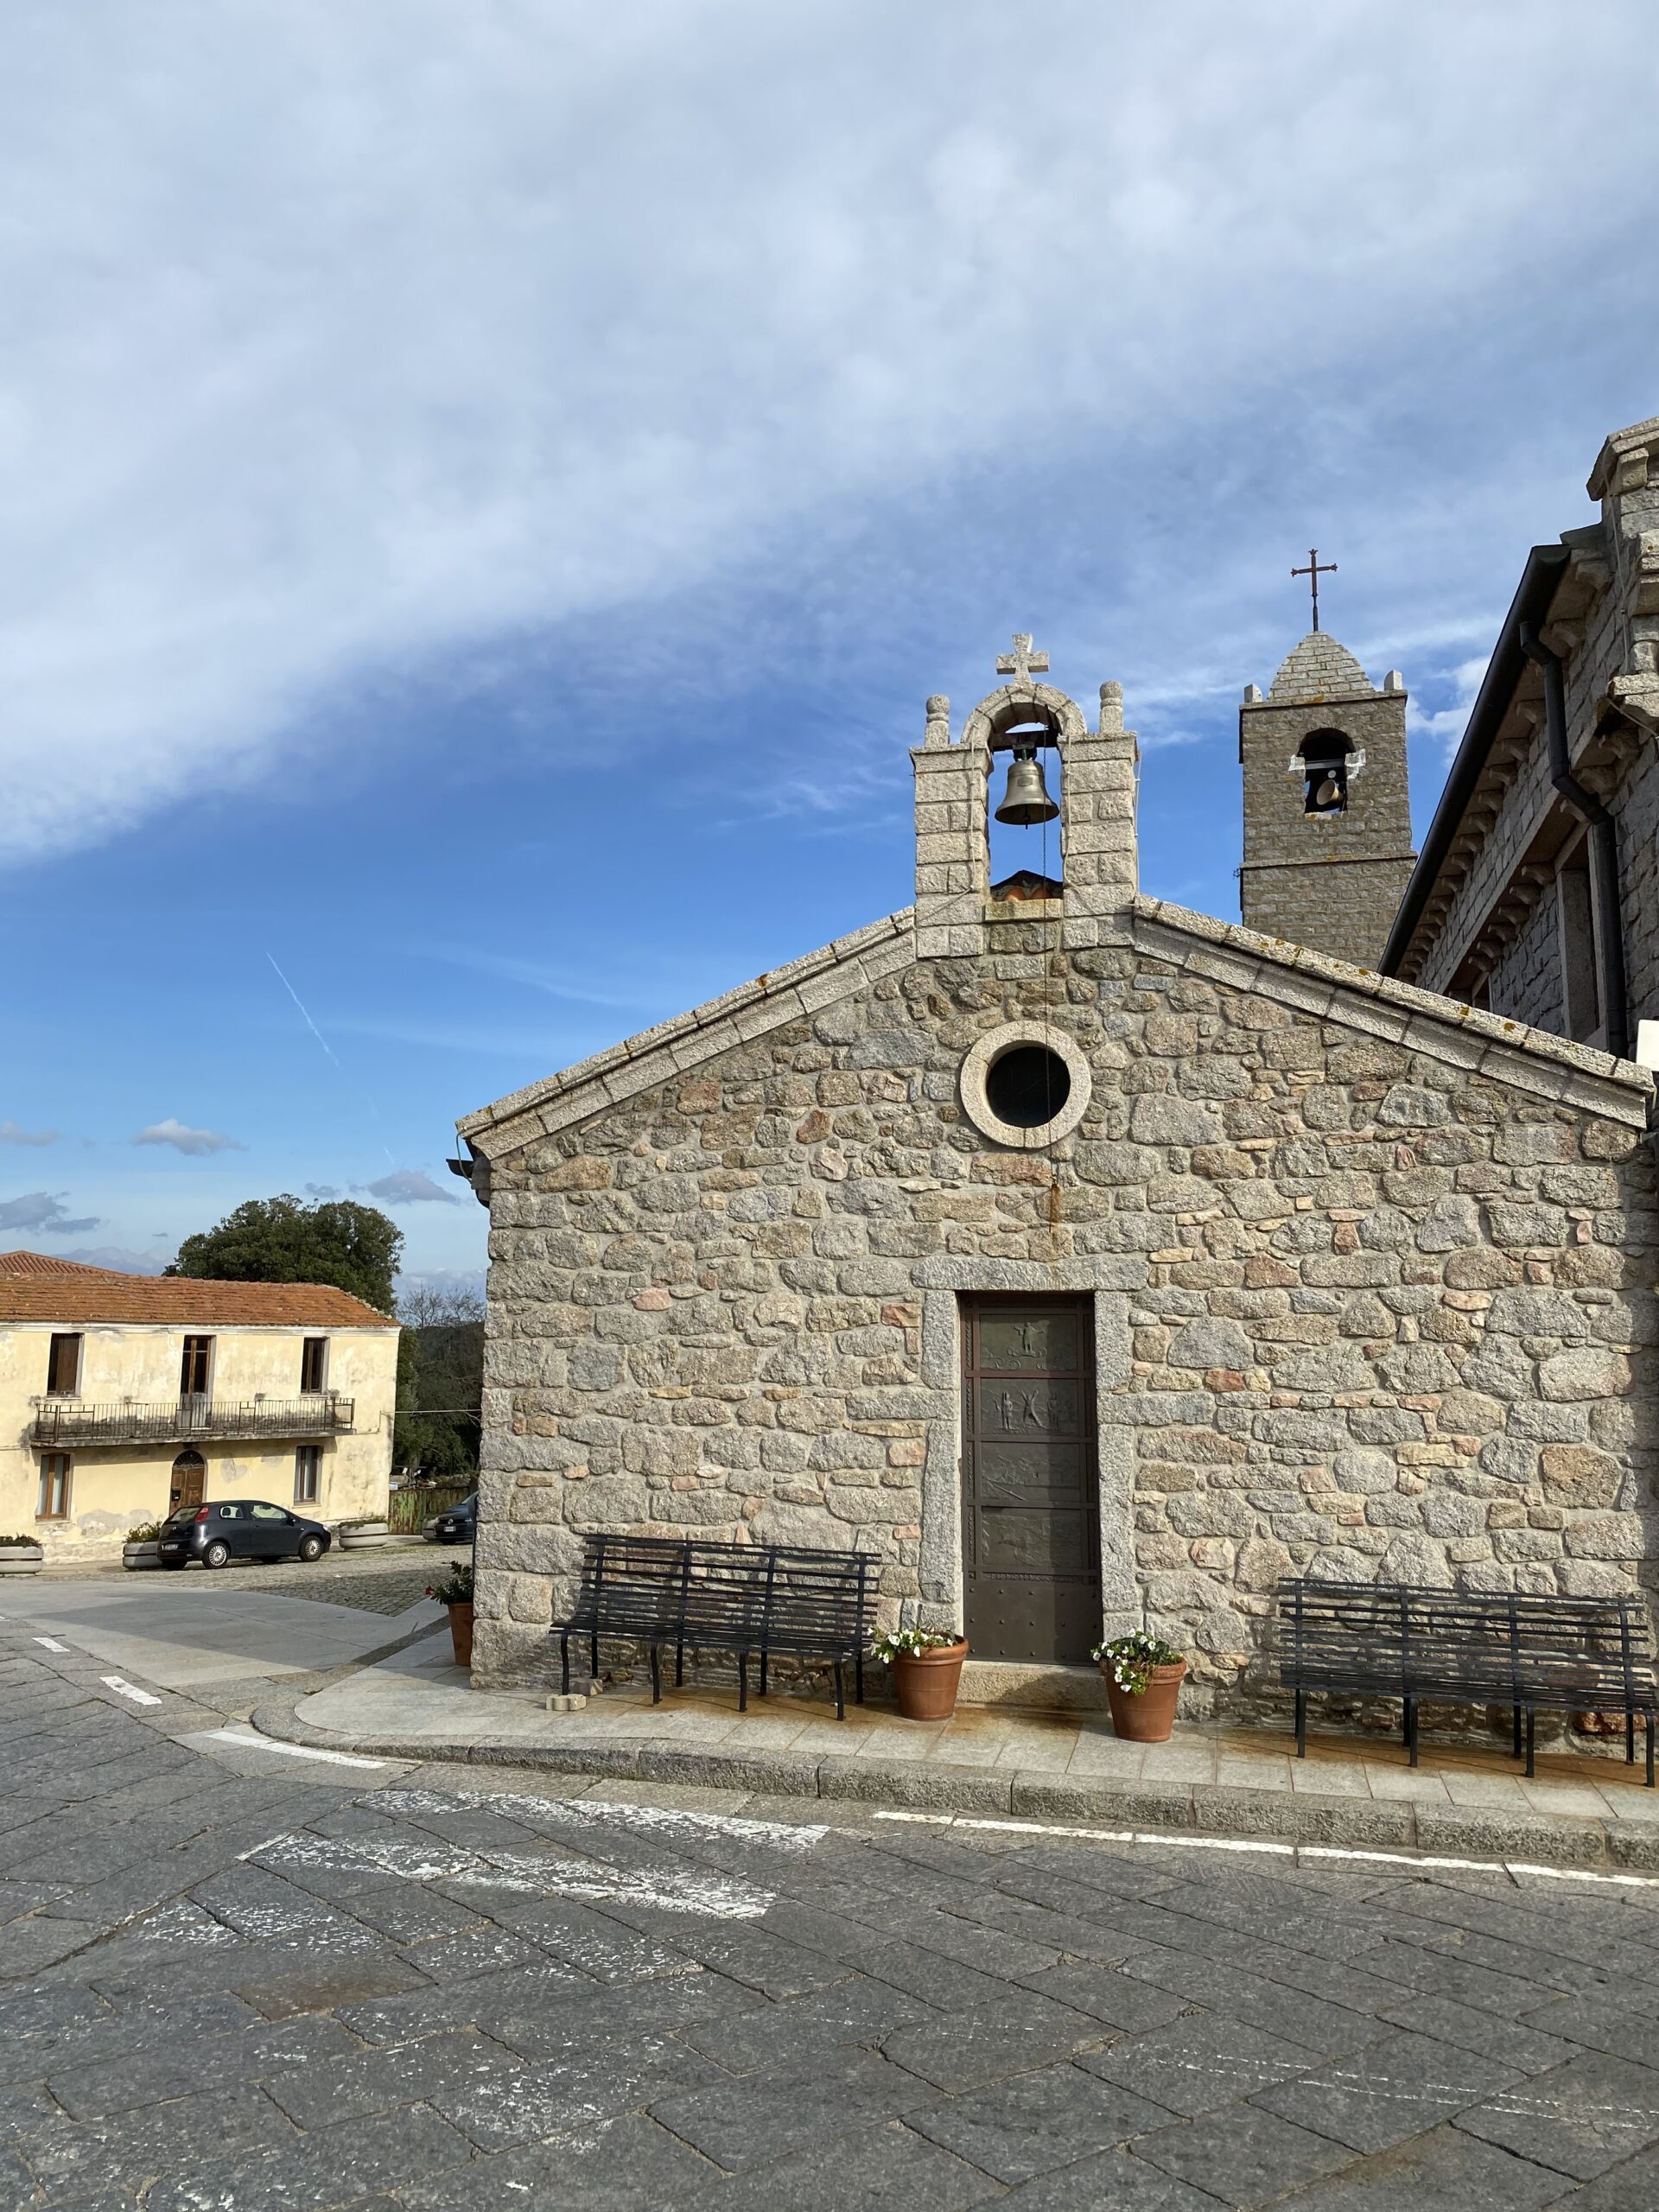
[446,1601,474,1668]
[890,1639,969,1721]
[1104,1660,1186,1742]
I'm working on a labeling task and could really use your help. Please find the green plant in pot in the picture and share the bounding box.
[427,1560,475,1668]
[871,1625,969,1721]
[1094,1630,1186,1742]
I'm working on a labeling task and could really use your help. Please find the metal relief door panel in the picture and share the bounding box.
[962,1296,1099,1662]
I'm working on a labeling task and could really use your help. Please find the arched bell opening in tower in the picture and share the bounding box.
[993,718,1059,826]
[1300,728,1351,816]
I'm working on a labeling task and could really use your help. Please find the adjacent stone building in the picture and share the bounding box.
[456,636,1657,1708]
[1381,414,1659,1058]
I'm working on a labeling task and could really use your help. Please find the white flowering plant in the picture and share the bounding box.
[1092,1630,1184,1697]
[870,1627,961,1663]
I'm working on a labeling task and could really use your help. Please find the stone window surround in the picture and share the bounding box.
[957,1020,1093,1150]
[914,1260,1139,1649]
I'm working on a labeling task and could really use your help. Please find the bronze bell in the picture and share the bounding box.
[994,748,1058,827]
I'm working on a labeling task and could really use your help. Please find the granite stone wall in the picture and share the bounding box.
[474,924,1658,1710]
[1487,874,1565,1035]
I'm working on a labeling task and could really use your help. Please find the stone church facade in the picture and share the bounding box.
[457,612,1657,1708]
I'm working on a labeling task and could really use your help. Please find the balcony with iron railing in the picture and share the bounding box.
[30,1392,356,1448]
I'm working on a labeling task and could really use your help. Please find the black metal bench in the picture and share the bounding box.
[1276,1577,1656,1785]
[553,1533,876,1719]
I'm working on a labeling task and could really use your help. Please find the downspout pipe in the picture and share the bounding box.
[1519,622,1630,1058]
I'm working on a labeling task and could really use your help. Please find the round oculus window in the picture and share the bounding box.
[983,1044,1071,1129]
[957,1021,1091,1149]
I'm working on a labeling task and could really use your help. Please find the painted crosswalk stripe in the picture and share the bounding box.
[32,1636,69,1653]
[872,1808,1659,1892]
[205,1728,387,1770]
[100,1675,162,1707]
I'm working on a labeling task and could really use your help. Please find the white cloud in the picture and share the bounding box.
[0,1121,58,1146]
[1,5,1654,866]
[133,1118,247,1157]
[0,1192,100,1236]
[365,1169,460,1206]
[1411,657,1491,755]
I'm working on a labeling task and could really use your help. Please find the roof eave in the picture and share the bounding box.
[1378,543,1571,978]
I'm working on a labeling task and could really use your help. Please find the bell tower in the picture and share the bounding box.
[1238,629,1416,969]
[912,635,1139,961]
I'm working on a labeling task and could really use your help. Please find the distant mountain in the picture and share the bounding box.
[61,1245,170,1275]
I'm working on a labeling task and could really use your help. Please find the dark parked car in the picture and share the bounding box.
[158,1501,332,1570]
[423,1493,477,1545]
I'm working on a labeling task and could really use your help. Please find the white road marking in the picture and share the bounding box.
[32,1635,70,1652]
[252,1825,774,1918]
[378,1786,828,1852]
[204,1729,388,1770]
[100,1675,162,1707]
[871,1809,1659,1891]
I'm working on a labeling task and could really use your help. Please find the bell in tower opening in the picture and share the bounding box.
[994,724,1060,826]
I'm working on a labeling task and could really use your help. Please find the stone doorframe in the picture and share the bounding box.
[913,1259,1141,1646]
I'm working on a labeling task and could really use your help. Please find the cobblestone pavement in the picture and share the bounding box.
[8,1628,1659,2208]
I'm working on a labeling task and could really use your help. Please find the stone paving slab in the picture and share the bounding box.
[257,1643,1659,1872]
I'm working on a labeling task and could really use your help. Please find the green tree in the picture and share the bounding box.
[168,1194,403,1315]
[394,1282,484,1481]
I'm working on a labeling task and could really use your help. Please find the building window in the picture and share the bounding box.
[37,1454,71,1520]
[180,1335,213,1398]
[1557,836,1604,1046]
[295,1445,321,1504]
[300,1337,328,1394]
[958,1021,1093,1151]
[45,1333,82,1396]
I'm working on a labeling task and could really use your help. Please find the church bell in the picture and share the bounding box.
[994,748,1059,827]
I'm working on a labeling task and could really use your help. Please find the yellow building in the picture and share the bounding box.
[0,1253,399,1560]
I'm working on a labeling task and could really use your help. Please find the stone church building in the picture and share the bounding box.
[455,418,1659,1707]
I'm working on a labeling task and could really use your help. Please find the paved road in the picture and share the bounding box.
[6,1624,1659,2208]
[0,1559,443,1696]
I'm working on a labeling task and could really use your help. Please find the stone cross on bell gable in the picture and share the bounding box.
[995,632,1049,684]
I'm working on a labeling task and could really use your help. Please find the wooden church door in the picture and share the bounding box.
[960,1295,1100,1663]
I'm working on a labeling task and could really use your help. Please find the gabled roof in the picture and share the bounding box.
[458,894,1651,1160]
[1378,543,1569,982]
[1268,631,1376,704]
[0,1274,397,1328]
[0,1251,128,1278]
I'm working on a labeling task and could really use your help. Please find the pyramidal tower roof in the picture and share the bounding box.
[1268,631,1376,704]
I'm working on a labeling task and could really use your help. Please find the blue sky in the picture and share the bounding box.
[3,3,1656,1290]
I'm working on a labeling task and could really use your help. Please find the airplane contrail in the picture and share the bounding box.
[266,952,397,1166]
[266,952,342,1068]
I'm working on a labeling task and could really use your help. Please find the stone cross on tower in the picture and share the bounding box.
[995,633,1049,683]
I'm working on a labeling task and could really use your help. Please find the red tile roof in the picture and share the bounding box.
[0,1262,396,1329]
[0,1251,130,1278]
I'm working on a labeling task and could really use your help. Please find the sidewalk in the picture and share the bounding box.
[253,1636,1659,1872]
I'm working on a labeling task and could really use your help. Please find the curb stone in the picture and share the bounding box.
[244,1699,1659,1869]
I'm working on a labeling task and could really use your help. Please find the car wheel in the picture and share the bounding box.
[298,1535,324,1562]
[203,1540,231,1570]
